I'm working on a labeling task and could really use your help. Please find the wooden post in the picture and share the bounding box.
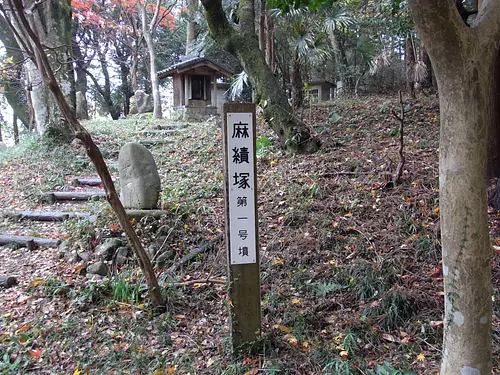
[223,103,261,352]
[212,74,218,110]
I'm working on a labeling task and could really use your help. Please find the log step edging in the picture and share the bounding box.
[43,191,107,203]
[2,211,91,222]
[0,234,61,248]
[2,210,169,222]
[71,177,116,186]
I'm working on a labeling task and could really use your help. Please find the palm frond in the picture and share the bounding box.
[413,61,428,82]
[226,71,249,101]
[369,50,391,75]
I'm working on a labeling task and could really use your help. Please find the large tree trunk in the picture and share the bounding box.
[408,1,500,374]
[200,0,320,153]
[487,49,500,179]
[139,0,162,119]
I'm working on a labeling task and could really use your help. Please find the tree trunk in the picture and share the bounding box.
[487,49,500,179]
[186,0,198,54]
[291,51,303,108]
[9,0,75,141]
[259,0,266,53]
[420,42,433,89]
[405,35,416,99]
[407,1,500,374]
[139,1,162,119]
[87,40,120,120]
[114,43,131,116]
[72,38,89,120]
[265,10,275,72]
[13,113,19,144]
[200,0,320,153]
[8,0,164,309]
[0,14,29,129]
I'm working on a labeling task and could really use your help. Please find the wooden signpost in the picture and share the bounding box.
[223,103,261,350]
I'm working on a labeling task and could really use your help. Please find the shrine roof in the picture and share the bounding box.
[158,55,234,79]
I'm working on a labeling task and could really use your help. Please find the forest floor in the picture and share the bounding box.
[0,94,498,375]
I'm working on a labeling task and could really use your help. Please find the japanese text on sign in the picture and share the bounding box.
[227,113,256,264]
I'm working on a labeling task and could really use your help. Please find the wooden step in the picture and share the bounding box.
[148,124,188,131]
[125,209,170,219]
[71,177,116,186]
[0,234,61,248]
[133,129,186,136]
[43,191,107,203]
[138,139,174,147]
[3,211,91,222]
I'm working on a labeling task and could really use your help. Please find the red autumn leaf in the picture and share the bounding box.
[28,348,43,359]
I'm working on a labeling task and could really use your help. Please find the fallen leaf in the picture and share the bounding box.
[207,357,215,368]
[381,333,399,343]
[284,334,299,347]
[15,324,31,335]
[339,350,349,360]
[244,369,260,375]
[273,257,283,266]
[30,279,44,287]
[174,315,186,320]
[273,324,292,333]
[74,264,86,274]
[28,348,42,359]
[301,341,311,351]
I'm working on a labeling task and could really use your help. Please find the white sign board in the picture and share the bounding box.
[226,112,257,264]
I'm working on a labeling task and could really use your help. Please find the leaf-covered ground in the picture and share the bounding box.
[0,95,498,374]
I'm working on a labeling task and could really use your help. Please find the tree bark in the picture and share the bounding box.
[291,51,303,108]
[139,0,162,119]
[186,0,198,54]
[8,0,164,309]
[405,35,416,98]
[201,0,320,153]
[487,49,500,178]
[259,0,265,53]
[0,14,29,128]
[420,42,433,89]
[408,1,500,374]
[13,113,19,144]
[6,0,75,141]
[265,9,275,71]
